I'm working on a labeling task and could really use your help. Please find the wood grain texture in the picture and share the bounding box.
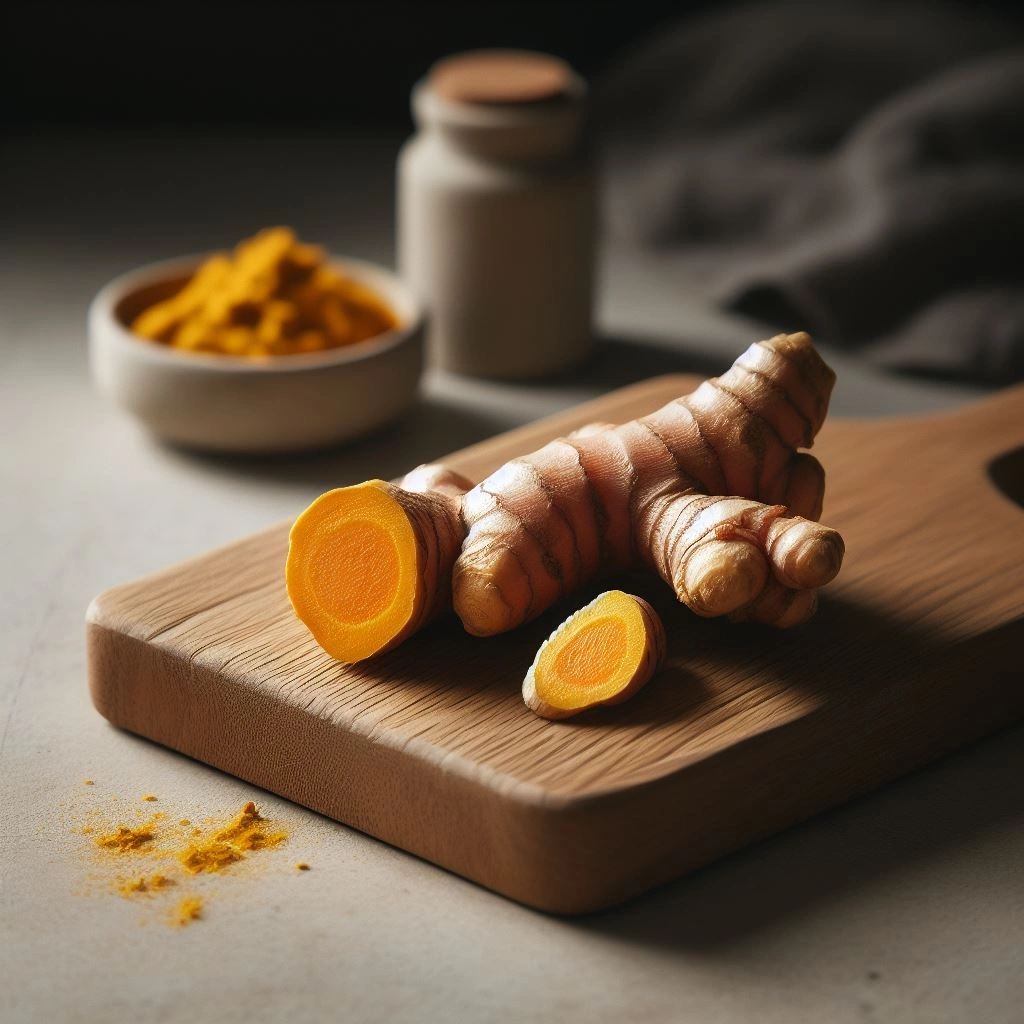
[87,376,1024,913]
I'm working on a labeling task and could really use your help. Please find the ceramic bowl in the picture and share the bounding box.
[88,255,424,453]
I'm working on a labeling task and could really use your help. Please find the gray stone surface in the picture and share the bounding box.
[1,133,1020,1024]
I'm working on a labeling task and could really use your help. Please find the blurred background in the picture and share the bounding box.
[4,0,1023,411]
[6,1,698,129]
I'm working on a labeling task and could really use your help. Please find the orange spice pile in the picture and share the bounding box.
[79,788,305,928]
[95,818,159,852]
[117,873,175,897]
[131,226,399,357]
[177,801,287,874]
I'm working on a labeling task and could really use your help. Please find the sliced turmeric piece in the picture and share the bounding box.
[286,468,472,662]
[523,591,667,720]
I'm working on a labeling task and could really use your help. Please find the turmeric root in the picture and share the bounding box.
[286,332,845,661]
[285,466,470,662]
[523,591,666,720]
[454,331,843,635]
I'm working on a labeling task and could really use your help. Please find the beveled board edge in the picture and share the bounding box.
[87,610,1024,914]
[86,377,1024,912]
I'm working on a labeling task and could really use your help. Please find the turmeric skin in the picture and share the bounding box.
[287,333,845,663]
[454,332,842,635]
[131,227,398,358]
[523,591,667,720]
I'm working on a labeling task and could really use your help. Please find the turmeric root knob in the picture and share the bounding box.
[640,493,845,625]
[286,469,469,662]
[455,332,843,636]
[523,591,667,720]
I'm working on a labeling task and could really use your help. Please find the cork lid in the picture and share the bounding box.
[429,50,573,105]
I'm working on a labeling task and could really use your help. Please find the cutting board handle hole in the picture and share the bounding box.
[988,446,1024,511]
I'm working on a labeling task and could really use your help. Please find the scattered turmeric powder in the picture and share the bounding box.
[118,873,175,898]
[131,226,399,358]
[95,818,159,853]
[174,897,203,927]
[78,794,291,928]
[178,801,286,875]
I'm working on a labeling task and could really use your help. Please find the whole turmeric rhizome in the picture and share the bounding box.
[287,332,845,720]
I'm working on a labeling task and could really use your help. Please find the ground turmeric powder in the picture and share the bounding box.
[82,795,290,927]
[131,226,398,358]
[118,873,175,898]
[178,801,286,874]
[95,817,160,853]
[173,896,203,927]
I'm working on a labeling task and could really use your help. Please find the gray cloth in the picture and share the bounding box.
[597,2,1024,384]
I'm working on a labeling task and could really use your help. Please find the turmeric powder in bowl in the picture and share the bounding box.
[131,227,399,358]
[90,241,423,451]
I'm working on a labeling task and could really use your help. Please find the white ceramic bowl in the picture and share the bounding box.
[88,254,424,453]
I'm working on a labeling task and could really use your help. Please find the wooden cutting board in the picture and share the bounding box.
[88,376,1024,914]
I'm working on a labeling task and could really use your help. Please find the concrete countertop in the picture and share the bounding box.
[2,132,1021,1024]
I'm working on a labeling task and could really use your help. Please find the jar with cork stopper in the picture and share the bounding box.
[397,50,596,379]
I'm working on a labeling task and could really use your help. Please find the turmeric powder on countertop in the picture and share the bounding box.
[174,896,203,927]
[95,818,160,853]
[83,796,291,927]
[118,873,175,898]
[178,801,287,874]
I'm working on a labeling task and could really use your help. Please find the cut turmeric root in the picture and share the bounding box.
[523,591,666,720]
[287,332,846,663]
[285,467,470,662]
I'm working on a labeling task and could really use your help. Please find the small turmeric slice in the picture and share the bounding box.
[286,467,472,662]
[523,591,667,720]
